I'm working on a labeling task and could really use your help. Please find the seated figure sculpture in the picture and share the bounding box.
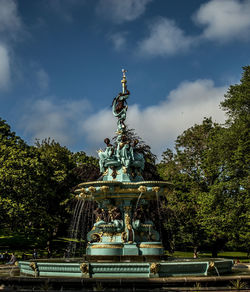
[88,206,124,242]
[116,135,131,168]
[133,205,160,242]
[98,138,115,172]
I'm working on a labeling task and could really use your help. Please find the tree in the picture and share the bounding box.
[158,66,250,256]
[0,119,49,234]
[158,118,219,254]
[71,151,100,186]
[218,66,250,254]
[0,118,101,245]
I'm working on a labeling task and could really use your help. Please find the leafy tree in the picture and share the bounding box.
[158,118,218,254]
[71,151,100,185]
[0,119,49,234]
[158,66,250,256]
[0,122,99,245]
[34,138,76,240]
[218,66,250,254]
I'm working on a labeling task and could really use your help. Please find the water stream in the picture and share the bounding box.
[135,192,143,210]
[68,199,85,257]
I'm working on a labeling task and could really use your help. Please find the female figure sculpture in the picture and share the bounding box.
[98,138,114,173]
[112,90,130,131]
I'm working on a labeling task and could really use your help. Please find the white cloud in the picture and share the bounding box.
[96,0,152,23]
[193,0,250,42]
[137,17,195,56]
[21,98,91,146]
[0,0,22,37]
[137,0,250,57]
[109,32,127,50]
[0,44,10,89]
[81,79,227,158]
[0,0,24,90]
[37,69,49,91]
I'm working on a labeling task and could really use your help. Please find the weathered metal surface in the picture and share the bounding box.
[19,259,233,278]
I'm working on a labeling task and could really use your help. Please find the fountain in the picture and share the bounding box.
[18,70,233,279]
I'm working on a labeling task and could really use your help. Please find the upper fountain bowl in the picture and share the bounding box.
[75,181,172,201]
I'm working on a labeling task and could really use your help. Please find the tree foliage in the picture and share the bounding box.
[158,66,250,256]
[0,124,98,243]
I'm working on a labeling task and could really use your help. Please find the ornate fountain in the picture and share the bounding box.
[18,70,233,278]
[74,69,169,260]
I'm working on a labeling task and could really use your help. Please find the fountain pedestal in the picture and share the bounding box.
[75,180,169,258]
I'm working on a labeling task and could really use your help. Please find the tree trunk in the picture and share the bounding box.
[212,245,218,258]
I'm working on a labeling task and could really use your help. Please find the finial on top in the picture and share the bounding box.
[121,69,127,94]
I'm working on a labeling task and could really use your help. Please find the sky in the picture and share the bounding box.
[0,0,249,159]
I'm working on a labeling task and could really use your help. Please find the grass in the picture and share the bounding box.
[1,230,249,262]
[0,232,87,260]
[167,251,249,262]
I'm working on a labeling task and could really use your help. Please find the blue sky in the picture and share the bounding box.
[0,0,249,159]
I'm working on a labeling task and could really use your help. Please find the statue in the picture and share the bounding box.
[116,135,131,168]
[88,205,124,241]
[98,70,145,182]
[112,69,130,131]
[98,138,114,173]
[112,91,129,131]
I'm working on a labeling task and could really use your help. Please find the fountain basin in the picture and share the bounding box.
[18,258,233,278]
[75,181,172,201]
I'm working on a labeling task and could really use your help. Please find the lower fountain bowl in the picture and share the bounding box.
[18,258,234,278]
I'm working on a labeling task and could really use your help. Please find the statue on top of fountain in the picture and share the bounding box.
[97,69,145,182]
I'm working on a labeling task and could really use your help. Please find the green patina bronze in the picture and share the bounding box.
[19,70,233,278]
[75,69,167,257]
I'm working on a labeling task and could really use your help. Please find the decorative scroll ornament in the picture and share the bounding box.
[139,244,163,248]
[121,231,127,242]
[138,185,147,193]
[150,263,160,274]
[90,244,123,249]
[152,186,160,193]
[100,185,110,193]
[29,262,39,277]
[208,261,216,272]
[88,186,96,193]
[90,233,102,242]
[80,263,89,274]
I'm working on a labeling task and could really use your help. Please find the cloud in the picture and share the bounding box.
[0,0,22,39]
[108,32,127,50]
[81,79,227,158]
[0,0,24,90]
[96,0,152,23]
[193,0,250,42]
[36,69,49,91]
[137,17,195,56]
[137,0,250,57]
[20,98,91,146]
[45,0,86,22]
[0,44,10,90]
